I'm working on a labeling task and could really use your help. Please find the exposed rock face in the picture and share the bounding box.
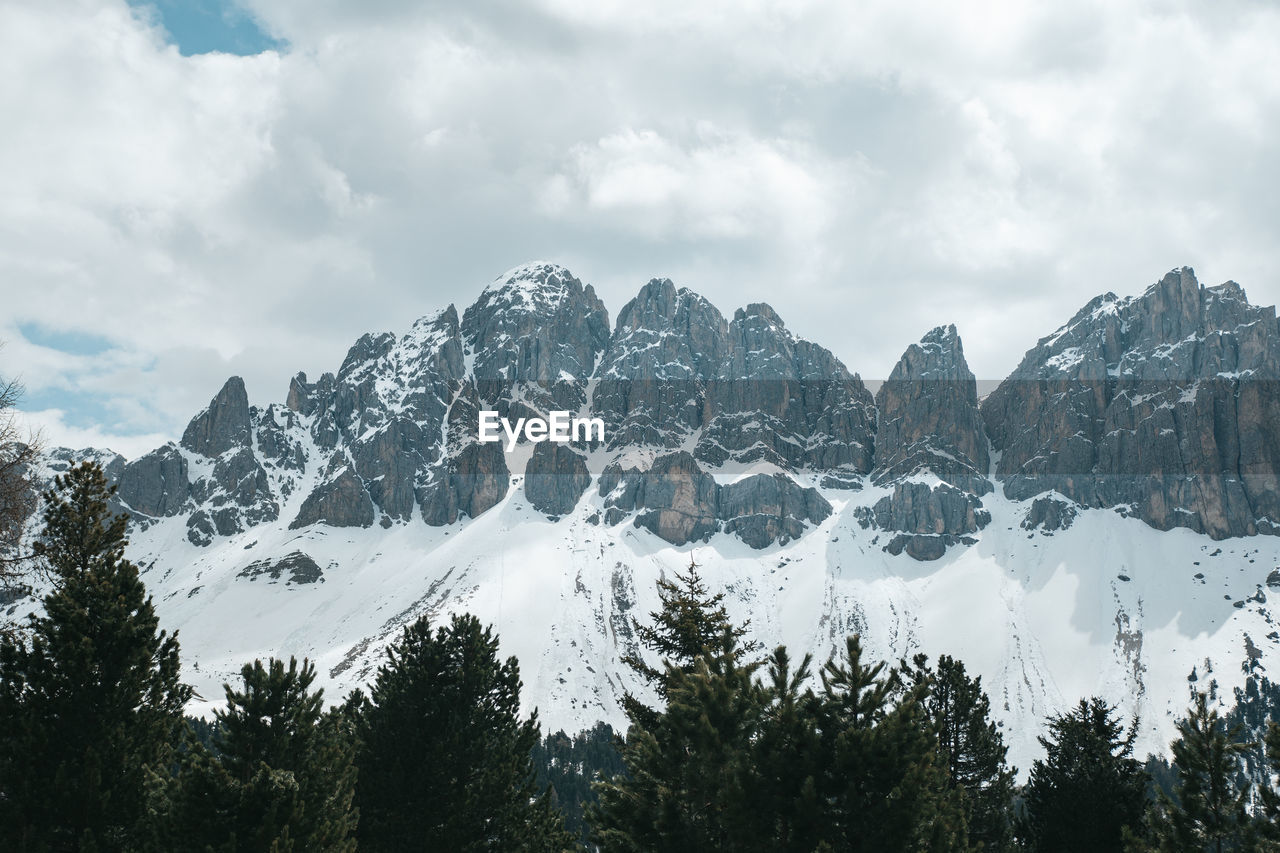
[883,533,976,561]
[291,455,375,529]
[592,279,728,449]
[863,326,992,559]
[591,286,876,479]
[181,376,251,457]
[719,473,833,549]
[1022,496,1078,532]
[178,380,280,543]
[600,452,831,548]
[116,443,189,517]
[698,303,877,474]
[859,482,991,538]
[62,261,1280,558]
[239,551,325,584]
[982,268,1280,539]
[462,262,609,412]
[418,442,511,526]
[524,442,591,516]
[874,325,990,493]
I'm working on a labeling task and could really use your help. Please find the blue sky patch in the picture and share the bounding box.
[19,322,116,357]
[129,0,285,56]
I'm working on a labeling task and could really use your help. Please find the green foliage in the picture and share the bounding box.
[1019,698,1147,852]
[148,657,358,852]
[812,637,968,851]
[620,554,758,729]
[0,461,190,851]
[354,613,573,852]
[906,653,1016,850]
[532,722,625,847]
[593,564,968,852]
[1133,692,1256,852]
[593,628,764,852]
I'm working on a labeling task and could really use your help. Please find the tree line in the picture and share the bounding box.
[3,461,1280,851]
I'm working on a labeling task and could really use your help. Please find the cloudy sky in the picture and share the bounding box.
[3,0,1279,458]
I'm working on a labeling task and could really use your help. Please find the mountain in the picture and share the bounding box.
[15,263,1280,772]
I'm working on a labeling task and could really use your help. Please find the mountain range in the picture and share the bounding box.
[18,262,1280,772]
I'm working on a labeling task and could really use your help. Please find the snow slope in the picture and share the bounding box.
[32,451,1273,777]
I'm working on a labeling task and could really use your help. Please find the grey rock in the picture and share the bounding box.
[698,303,877,472]
[182,376,251,457]
[604,452,829,548]
[462,262,609,413]
[1022,497,1078,532]
[186,510,215,547]
[883,533,976,561]
[117,443,189,517]
[290,455,375,529]
[630,452,721,546]
[419,442,510,526]
[524,442,591,516]
[350,418,434,521]
[982,267,1280,539]
[592,279,728,448]
[874,325,990,494]
[238,551,324,584]
[719,473,832,548]
[858,482,990,538]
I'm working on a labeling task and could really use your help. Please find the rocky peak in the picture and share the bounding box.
[591,279,729,448]
[462,263,609,390]
[860,325,991,560]
[606,278,728,374]
[181,376,251,458]
[873,324,988,486]
[982,266,1280,539]
[696,301,876,474]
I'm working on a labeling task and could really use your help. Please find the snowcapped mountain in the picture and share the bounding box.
[16,263,1280,773]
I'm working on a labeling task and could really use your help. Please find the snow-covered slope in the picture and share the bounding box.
[14,262,1280,776]
[41,462,1280,776]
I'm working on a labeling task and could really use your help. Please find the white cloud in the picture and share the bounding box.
[18,408,171,461]
[4,0,1280,450]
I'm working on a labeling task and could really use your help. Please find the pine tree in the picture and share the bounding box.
[1258,722,1280,845]
[1135,692,1256,852]
[592,627,763,852]
[907,653,1016,850]
[532,722,625,846]
[811,637,968,851]
[1019,698,1147,852]
[736,647,826,852]
[149,657,358,852]
[621,553,757,727]
[0,461,190,851]
[354,612,572,852]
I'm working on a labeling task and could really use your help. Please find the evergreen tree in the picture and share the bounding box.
[737,647,826,852]
[1225,674,1280,804]
[149,657,358,852]
[1135,692,1255,852]
[1257,722,1280,845]
[0,461,190,851]
[532,722,625,847]
[907,653,1016,850]
[354,613,572,852]
[592,628,763,852]
[811,637,968,851]
[621,553,758,727]
[1019,698,1147,852]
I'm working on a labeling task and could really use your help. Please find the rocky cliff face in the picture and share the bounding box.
[859,325,992,559]
[65,263,1280,564]
[982,267,1280,539]
[599,451,831,548]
